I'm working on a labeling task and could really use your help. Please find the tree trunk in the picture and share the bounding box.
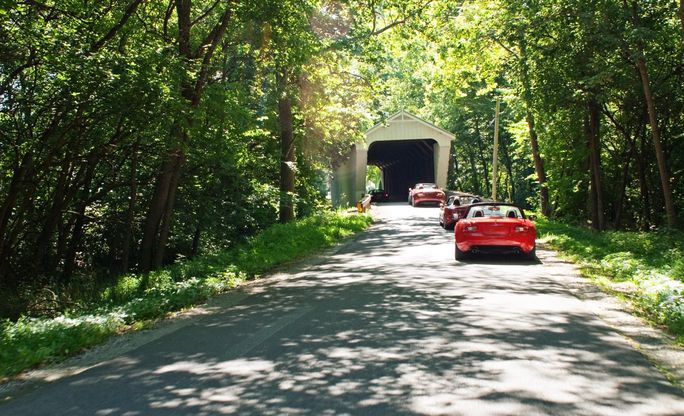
[628,0,677,227]
[0,153,33,277]
[637,135,652,230]
[153,150,184,268]
[586,98,605,230]
[518,34,550,217]
[120,143,139,273]
[62,159,97,281]
[139,1,235,271]
[613,128,636,230]
[277,65,296,223]
[525,111,549,217]
[34,162,72,272]
[635,57,676,227]
[191,224,201,258]
[602,103,637,229]
[140,152,176,272]
[679,0,684,43]
[613,150,631,229]
[493,31,548,213]
[0,153,33,246]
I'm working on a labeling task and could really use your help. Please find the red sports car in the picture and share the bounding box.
[408,183,445,206]
[439,192,479,229]
[454,202,537,260]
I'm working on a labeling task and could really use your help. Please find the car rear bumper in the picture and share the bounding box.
[413,196,444,205]
[456,239,535,254]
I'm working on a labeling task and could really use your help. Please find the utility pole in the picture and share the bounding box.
[491,98,501,201]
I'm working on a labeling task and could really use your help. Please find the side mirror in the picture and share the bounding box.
[439,202,444,208]
[528,214,537,221]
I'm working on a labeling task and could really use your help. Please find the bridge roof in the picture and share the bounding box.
[364,110,454,148]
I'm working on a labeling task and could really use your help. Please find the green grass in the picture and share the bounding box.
[0,212,372,379]
[536,218,684,338]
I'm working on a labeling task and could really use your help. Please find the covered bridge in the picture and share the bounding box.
[331,111,455,207]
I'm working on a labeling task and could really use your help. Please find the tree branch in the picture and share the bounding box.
[89,0,146,53]
[489,34,520,59]
[190,0,220,27]
[0,52,40,97]
[192,2,235,104]
[370,0,434,36]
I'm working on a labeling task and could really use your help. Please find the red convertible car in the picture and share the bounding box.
[439,192,479,229]
[408,183,445,206]
[454,202,537,260]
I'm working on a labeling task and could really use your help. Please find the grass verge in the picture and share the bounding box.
[0,212,372,379]
[536,218,684,339]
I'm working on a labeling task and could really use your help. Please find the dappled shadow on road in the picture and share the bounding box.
[2,205,683,415]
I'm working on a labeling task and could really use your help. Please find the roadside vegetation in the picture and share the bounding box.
[537,219,684,340]
[0,212,372,380]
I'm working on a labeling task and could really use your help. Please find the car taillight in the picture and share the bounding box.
[514,226,528,232]
[465,225,477,232]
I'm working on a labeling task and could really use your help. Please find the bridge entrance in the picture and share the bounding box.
[332,111,454,207]
[367,139,437,200]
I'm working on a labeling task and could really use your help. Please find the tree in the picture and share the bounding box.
[622,0,677,227]
[140,1,237,271]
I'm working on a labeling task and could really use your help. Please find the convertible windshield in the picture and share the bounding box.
[467,205,522,219]
[417,183,437,189]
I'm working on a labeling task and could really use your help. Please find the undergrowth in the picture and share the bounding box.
[536,218,684,338]
[0,212,372,379]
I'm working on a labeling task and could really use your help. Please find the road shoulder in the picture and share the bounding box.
[536,244,684,389]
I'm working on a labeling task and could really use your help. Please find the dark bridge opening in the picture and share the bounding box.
[367,139,436,200]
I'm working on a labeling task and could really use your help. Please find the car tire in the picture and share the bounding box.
[455,244,468,261]
[526,246,536,260]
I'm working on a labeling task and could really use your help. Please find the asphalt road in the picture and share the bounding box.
[2,203,684,415]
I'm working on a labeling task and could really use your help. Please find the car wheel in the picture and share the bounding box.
[455,244,468,261]
[527,246,537,260]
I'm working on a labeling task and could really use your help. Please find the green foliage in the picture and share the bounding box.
[537,218,684,334]
[236,211,372,276]
[0,212,371,379]
[0,314,123,377]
